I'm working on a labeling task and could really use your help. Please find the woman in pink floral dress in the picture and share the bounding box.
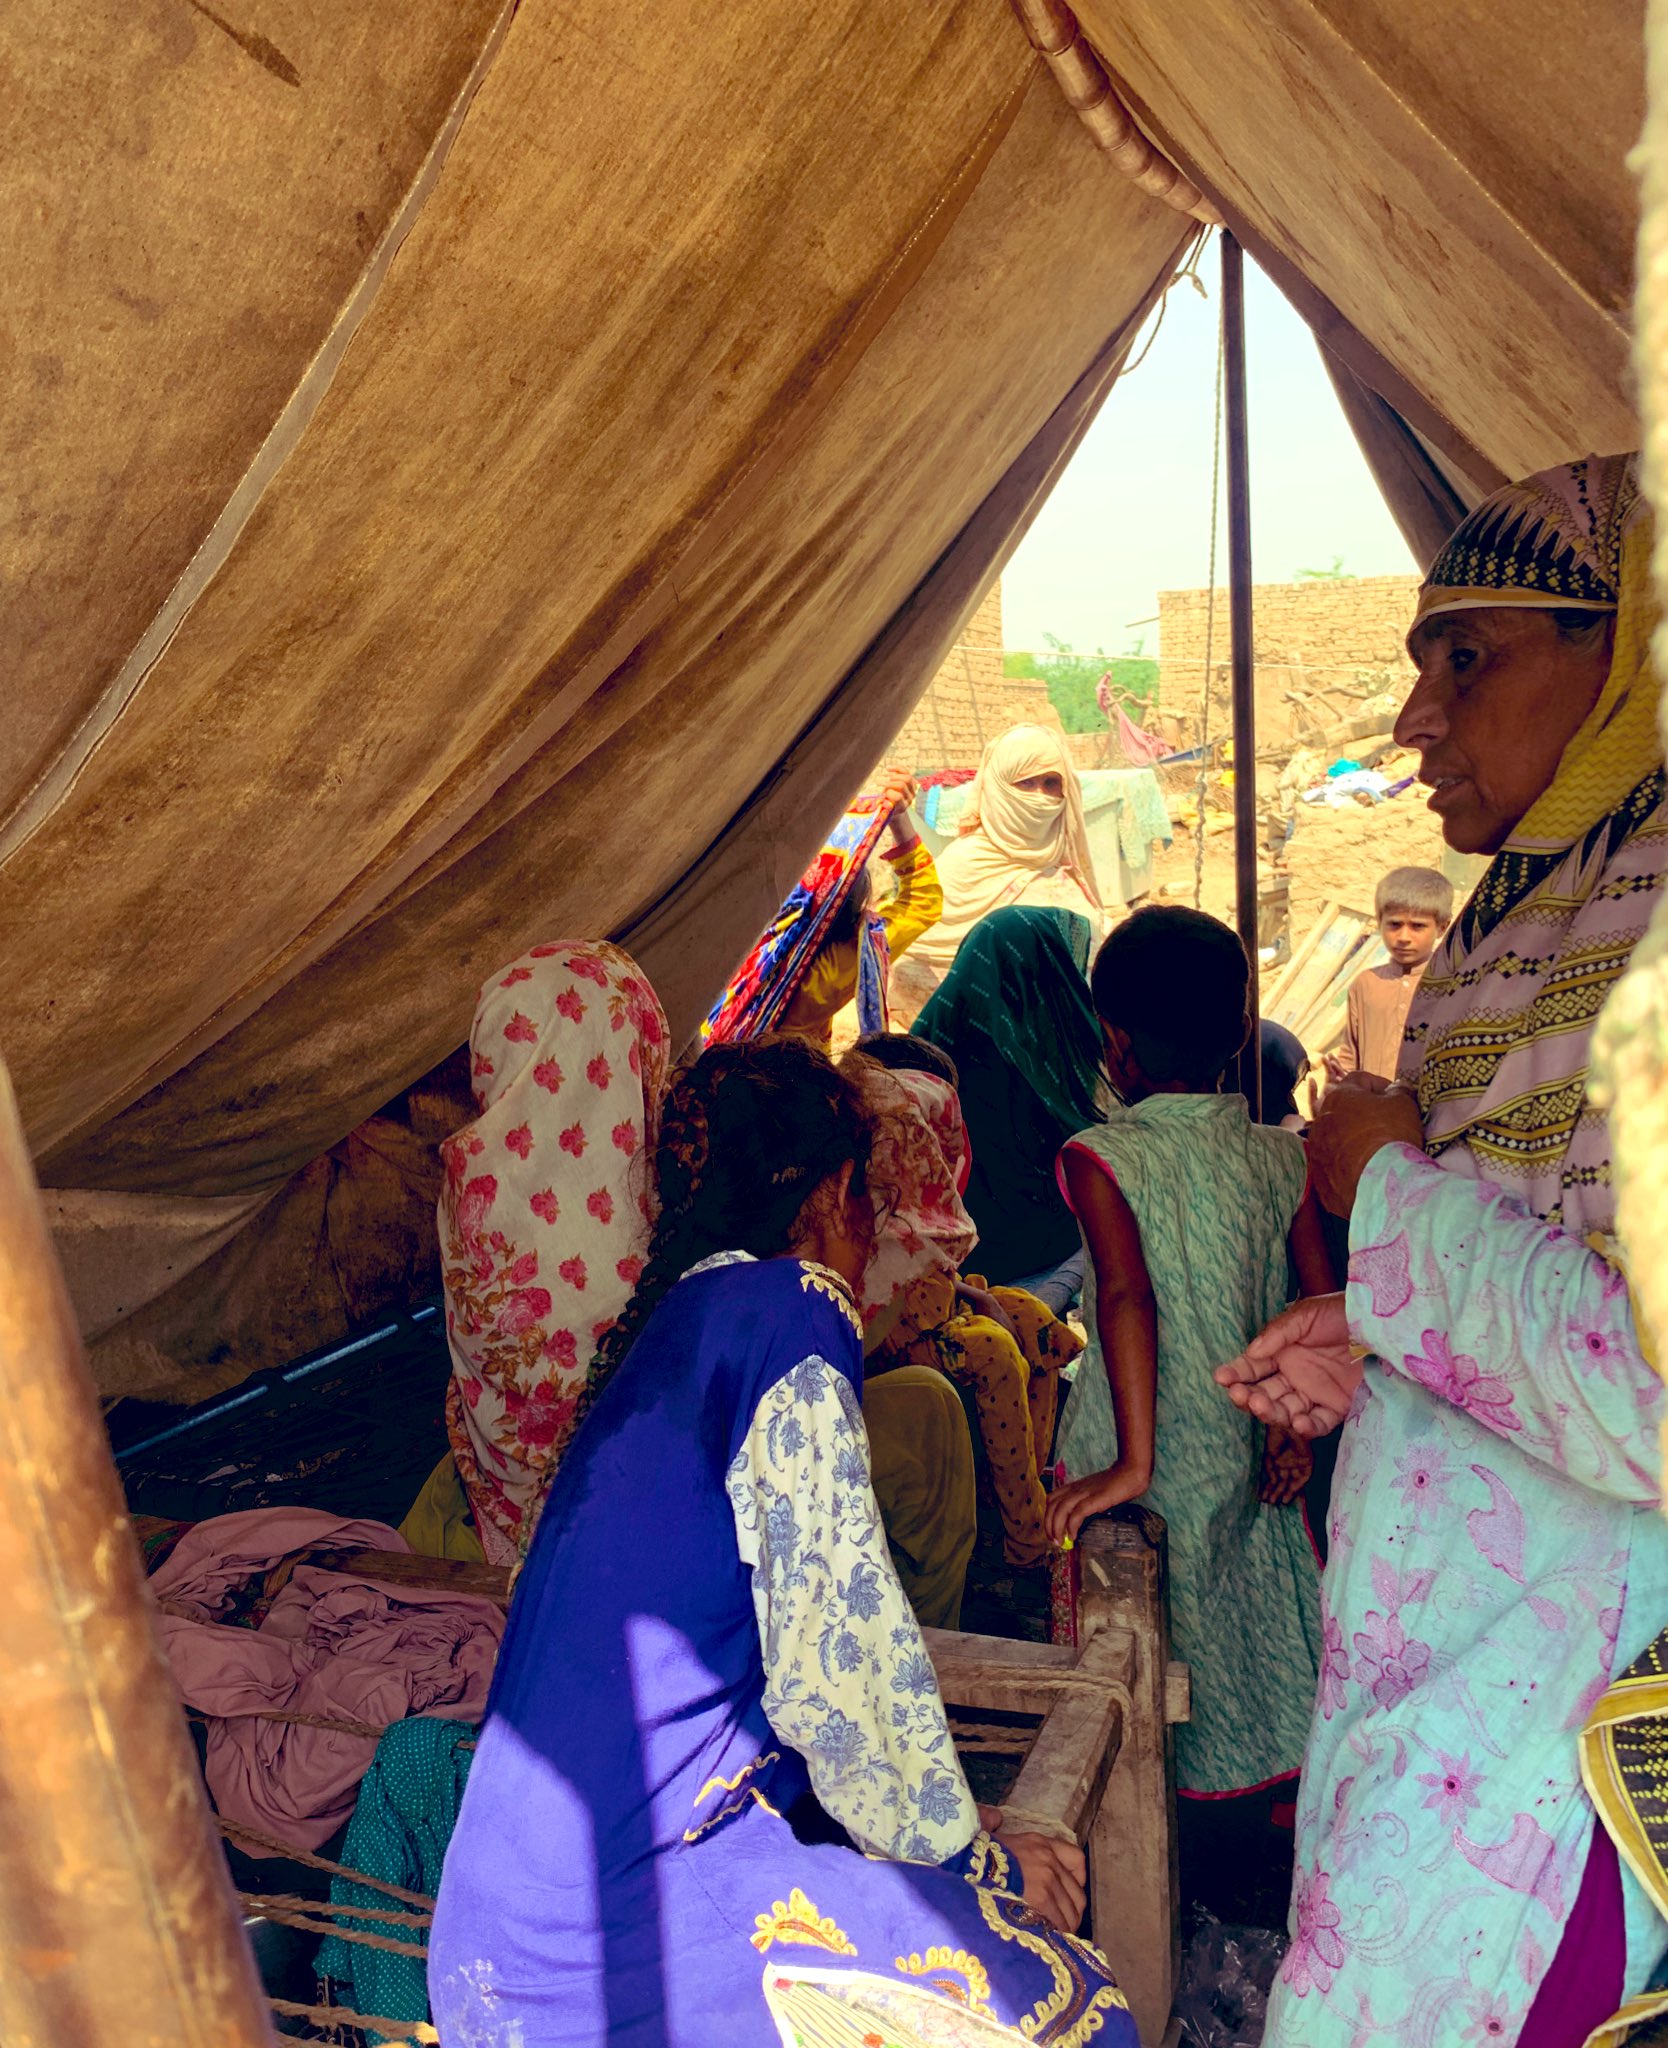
[435,940,670,1563]
[1218,456,1668,2046]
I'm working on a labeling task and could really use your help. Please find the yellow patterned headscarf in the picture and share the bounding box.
[1415,451,1634,622]
[1407,454,1668,1235]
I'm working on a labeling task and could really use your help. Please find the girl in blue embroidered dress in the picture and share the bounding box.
[429,1037,1132,2047]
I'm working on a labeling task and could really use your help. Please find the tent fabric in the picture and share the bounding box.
[1319,348,1481,571]
[5,2,1192,1398]
[82,262,1170,1405]
[5,0,516,816]
[3,0,1650,1399]
[9,1,1057,1170]
[83,1058,473,1402]
[1084,0,1642,483]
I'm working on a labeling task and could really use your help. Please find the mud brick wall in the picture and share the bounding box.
[888,582,1062,770]
[1158,575,1421,709]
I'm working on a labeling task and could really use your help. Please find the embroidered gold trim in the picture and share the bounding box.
[801,1262,864,1338]
[973,1888,1128,2043]
[966,1829,1014,1892]
[691,1750,781,1807]
[683,1749,783,1843]
[751,1887,859,1957]
[894,1943,995,2012]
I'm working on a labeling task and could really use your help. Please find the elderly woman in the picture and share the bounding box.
[893,725,1106,1008]
[1217,454,1668,2046]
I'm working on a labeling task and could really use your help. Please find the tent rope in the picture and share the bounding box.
[1118,224,1209,384]
[238,1889,431,1929]
[1193,284,1227,910]
[271,1992,438,2044]
[242,1896,429,1958]
[217,1816,435,1908]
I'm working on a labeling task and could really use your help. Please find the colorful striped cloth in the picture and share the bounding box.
[702,797,896,1043]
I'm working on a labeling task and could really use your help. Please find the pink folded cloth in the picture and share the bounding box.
[151,1506,504,1854]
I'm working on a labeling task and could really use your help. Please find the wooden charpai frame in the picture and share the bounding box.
[0,1015,1187,2047]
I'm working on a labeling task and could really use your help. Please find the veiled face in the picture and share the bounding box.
[1013,771,1066,801]
[1396,608,1614,854]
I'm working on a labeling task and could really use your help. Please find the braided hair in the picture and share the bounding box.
[581,1036,876,1412]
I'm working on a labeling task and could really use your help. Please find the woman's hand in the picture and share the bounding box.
[1005,1832,1087,1933]
[1043,1459,1150,1545]
[1215,1293,1362,1438]
[955,1280,1020,1345]
[1307,1073,1424,1217]
[879,766,920,843]
[1257,1424,1314,1504]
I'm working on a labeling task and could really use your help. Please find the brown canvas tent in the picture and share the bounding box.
[1,0,1645,1404]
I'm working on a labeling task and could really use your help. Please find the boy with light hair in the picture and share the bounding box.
[1325,865,1454,1084]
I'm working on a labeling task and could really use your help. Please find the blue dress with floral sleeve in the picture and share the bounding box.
[428,1252,1131,2047]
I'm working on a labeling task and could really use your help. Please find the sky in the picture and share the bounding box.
[1000,251,1418,660]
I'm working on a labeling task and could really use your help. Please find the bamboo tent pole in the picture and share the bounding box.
[1221,232,1262,1117]
[1008,0,1219,224]
[0,1058,272,2048]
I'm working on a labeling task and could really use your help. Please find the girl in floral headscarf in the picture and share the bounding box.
[845,1035,1085,1569]
[431,941,670,1564]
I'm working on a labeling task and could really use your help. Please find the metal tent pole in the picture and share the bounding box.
[1221,232,1262,1117]
[0,1061,272,2048]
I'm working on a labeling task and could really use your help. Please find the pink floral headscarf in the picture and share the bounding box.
[853,1065,977,1333]
[439,941,669,1561]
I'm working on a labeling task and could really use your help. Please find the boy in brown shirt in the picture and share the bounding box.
[1326,865,1454,1084]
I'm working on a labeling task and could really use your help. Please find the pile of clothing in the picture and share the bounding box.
[151,1506,503,1853]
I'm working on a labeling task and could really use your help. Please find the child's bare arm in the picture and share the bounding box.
[1044,1149,1157,1544]
[1288,1183,1337,1296]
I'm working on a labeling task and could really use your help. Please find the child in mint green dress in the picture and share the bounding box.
[1046,907,1332,1795]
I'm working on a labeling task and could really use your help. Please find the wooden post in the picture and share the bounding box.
[1003,1628,1128,1847]
[1222,231,1262,1118]
[0,1064,272,2048]
[1077,1508,1180,2048]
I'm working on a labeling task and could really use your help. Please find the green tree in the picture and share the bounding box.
[1003,633,1159,733]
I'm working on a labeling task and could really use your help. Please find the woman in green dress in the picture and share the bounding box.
[912,906,1103,1311]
